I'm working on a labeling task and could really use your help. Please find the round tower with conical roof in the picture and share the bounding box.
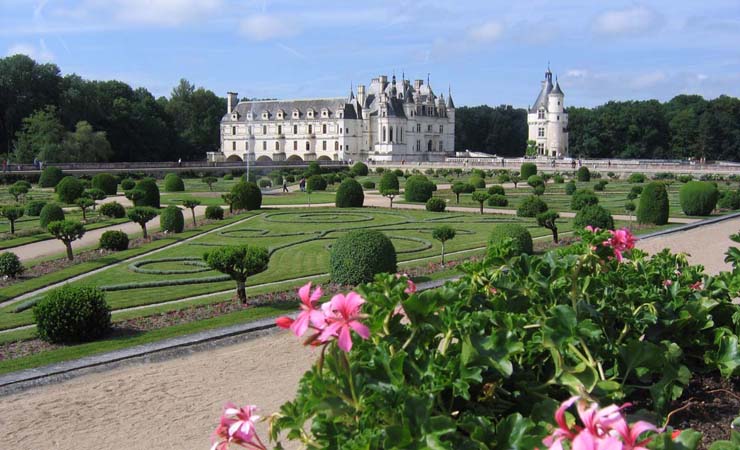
[527,66,569,157]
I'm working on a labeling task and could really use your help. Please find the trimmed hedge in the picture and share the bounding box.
[362,181,375,189]
[718,191,740,210]
[0,251,24,278]
[259,179,272,188]
[351,162,369,176]
[594,180,608,191]
[160,205,185,233]
[231,181,262,210]
[576,166,591,182]
[487,185,505,196]
[307,175,328,191]
[164,173,185,192]
[637,182,669,225]
[487,194,508,207]
[25,200,47,216]
[99,202,126,218]
[330,230,397,285]
[404,175,435,202]
[92,173,118,195]
[517,195,548,217]
[335,179,365,208]
[100,274,230,292]
[425,197,446,212]
[679,181,719,216]
[488,223,533,256]
[205,205,225,220]
[33,285,111,344]
[527,175,544,188]
[39,166,64,188]
[628,173,646,183]
[520,163,537,179]
[39,203,65,229]
[120,178,136,190]
[565,181,577,195]
[571,189,599,210]
[99,230,129,251]
[574,205,615,230]
[469,176,485,189]
[132,178,160,208]
[56,176,84,203]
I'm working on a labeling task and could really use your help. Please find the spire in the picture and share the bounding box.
[447,85,455,108]
[551,77,564,96]
[390,72,398,98]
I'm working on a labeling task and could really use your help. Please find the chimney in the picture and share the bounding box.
[379,75,388,84]
[414,79,423,90]
[227,92,238,114]
[357,85,366,106]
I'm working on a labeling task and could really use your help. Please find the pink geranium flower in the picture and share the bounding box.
[211,403,266,450]
[319,292,370,352]
[275,282,326,337]
[663,279,673,287]
[604,228,637,262]
[585,226,601,233]
[396,273,417,294]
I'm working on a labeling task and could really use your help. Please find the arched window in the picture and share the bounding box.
[306,141,310,151]
[277,125,282,135]
[389,127,394,143]
[382,126,386,142]
[262,141,267,150]
[427,140,432,152]
[334,141,339,151]
[322,141,327,150]
[275,142,280,151]
[322,124,327,134]
[262,125,267,134]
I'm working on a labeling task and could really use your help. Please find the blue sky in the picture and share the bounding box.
[2,0,739,108]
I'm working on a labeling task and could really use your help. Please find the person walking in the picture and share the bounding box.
[282,178,288,193]
[177,158,182,167]
[299,177,306,192]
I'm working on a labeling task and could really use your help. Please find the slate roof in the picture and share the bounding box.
[225,98,361,121]
[530,78,554,113]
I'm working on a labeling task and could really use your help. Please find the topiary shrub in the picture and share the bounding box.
[258,179,272,188]
[160,205,185,233]
[571,189,599,210]
[576,166,591,182]
[39,203,65,229]
[637,182,669,225]
[231,181,262,210]
[223,173,234,181]
[205,205,225,220]
[99,202,126,218]
[39,166,64,188]
[554,175,565,184]
[351,162,369,176]
[593,180,608,191]
[131,178,160,208]
[120,178,136,190]
[527,175,544,188]
[488,223,533,256]
[330,230,397,285]
[679,181,719,216]
[285,175,295,183]
[307,175,327,191]
[628,173,646,183]
[99,230,129,251]
[487,185,505,196]
[718,191,740,210]
[92,173,118,195]
[487,194,508,207]
[0,251,24,278]
[565,181,577,195]
[469,176,485,189]
[25,200,47,216]
[574,205,615,230]
[520,162,537,179]
[335,179,365,208]
[425,197,446,212]
[56,176,84,203]
[164,173,185,192]
[678,175,693,183]
[517,195,548,217]
[33,285,111,344]
[404,175,435,202]
[362,181,375,189]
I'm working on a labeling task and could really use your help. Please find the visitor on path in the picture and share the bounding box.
[1,159,6,172]
[39,160,43,170]
[578,159,582,168]
[178,158,182,167]
[282,179,288,192]
[299,177,306,192]
[571,160,576,169]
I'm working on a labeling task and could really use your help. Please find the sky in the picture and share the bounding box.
[1,0,739,108]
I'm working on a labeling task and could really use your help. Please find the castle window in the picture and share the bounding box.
[322,141,327,151]
[232,142,236,151]
[262,125,267,135]
[276,142,280,151]
[334,141,339,151]
[308,124,313,134]
[382,126,386,142]
[538,109,545,120]
[439,125,443,133]
[538,127,545,138]
[293,110,299,118]
[277,125,282,135]
[262,112,268,120]
[339,127,343,134]
[427,140,432,152]
[307,110,314,118]
[416,140,421,151]
[293,125,297,134]
[345,145,349,150]
[321,109,328,117]
[439,141,443,151]
[262,141,267,150]
[246,142,249,150]
[248,126,252,135]
[293,141,297,150]
[416,124,421,133]
[322,124,327,134]
[427,124,432,132]
[232,126,236,135]
[346,128,349,133]
[557,115,560,120]
[306,141,310,151]
[389,127,393,143]
[558,101,560,106]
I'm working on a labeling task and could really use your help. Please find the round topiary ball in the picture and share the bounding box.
[92,173,118,195]
[335,179,365,208]
[330,230,397,285]
[33,285,111,344]
[488,223,533,256]
[25,200,47,217]
[39,203,65,229]
[404,175,435,202]
[517,195,548,217]
[38,166,64,188]
[307,175,328,191]
[205,205,225,220]
[679,181,719,216]
[574,205,615,230]
[0,251,24,278]
[351,162,369,176]
[231,181,262,210]
[99,202,126,219]
[487,194,508,207]
[520,162,537,179]
[571,189,599,210]
[132,178,160,208]
[99,230,129,251]
[160,205,185,233]
[469,176,486,189]
[487,185,505,196]
[426,197,446,212]
[565,181,577,195]
[637,182,669,225]
[378,172,400,193]
[120,178,136,191]
[362,181,375,189]
[628,173,646,183]
[56,176,84,203]
[527,175,544,188]
[576,166,591,182]
[164,173,185,192]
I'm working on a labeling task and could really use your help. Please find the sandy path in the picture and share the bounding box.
[0,331,314,450]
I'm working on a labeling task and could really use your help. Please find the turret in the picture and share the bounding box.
[227,92,238,114]
[547,77,564,113]
[357,85,366,106]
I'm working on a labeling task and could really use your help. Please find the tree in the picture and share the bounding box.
[47,220,85,260]
[1,206,24,234]
[127,207,158,239]
[203,245,270,304]
[202,176,217,191]
[471,191,490,214]
[182,199,201,226]
[83,188,106,209]
[12,106,65,163]
[221,193,234,214]
[432,225,456,266]
[624,201,636,222]
[511,173,520,189]
[526,139,538,157]
[75,197,95,221]
[61,121,113,162]
[381,189,399,209]
[451,182,467,204]
[536,210,560,243]
[8,182,29,202]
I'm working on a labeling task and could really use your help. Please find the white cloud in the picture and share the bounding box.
[7,39,54,62]
[630,70,667,89]
[468,21,504,42]
[240,14,298,41]
[593,5,660,36]
[91,0,222,26]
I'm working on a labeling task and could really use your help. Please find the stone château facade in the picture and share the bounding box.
[527,67,569,157]
[216,74,455,163]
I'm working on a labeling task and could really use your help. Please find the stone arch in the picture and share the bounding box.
[287,154,303,162]
[226,154,243,162]
[317,155,332,162]
[257,155,273,162]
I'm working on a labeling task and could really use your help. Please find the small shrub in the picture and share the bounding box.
[637,182,669,225]
[404,175,435,202]
[99,202,126,218]
[362,181,375,189]
[628,173,646,183]
[330,230,396,285]
[488,223,533,255]
[205,205,225,220]
[33,285,111,344]
[164,173,185,192]
[565,181,577,195]
[0,251,24,278]
[258,179,272,188]
[571,189,599,210]
[718,191,740,210]
[487,194,508,207]
[231,181,262,210]
[120,178,136,190]
[574,205,614,230]
[56,176,84,203]
[487,185,505,196]
[99,230,129,251]
[554,175,565,184]
[527,175,544,188]
[39,203,65,229]
[533,185,546,196]
[425,197,446,212]
[25,200,47,216]
[351,162,369,176]
[594,180,608,191]
[223,173,234,181]
[160,205,185,233]
[307,175,327,191]
[497,172,511,183]
[131,178,160,208]
[679,181,719,216]
[285,175,295,183]
[469,176,485,189]
[335,179,365,208]
[393,169,404,178]
[91,173,118,195]
[39,166,64,188]
[678,175,693,183]
[520,162,537,179]
[653,172,675,180]
[576,166,591,181]
[517,195,548,217]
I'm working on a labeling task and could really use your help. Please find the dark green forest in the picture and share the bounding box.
[2,55,739,163]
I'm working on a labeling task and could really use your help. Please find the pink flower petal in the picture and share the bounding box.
[338,326,353,352]
[349,320,371,340]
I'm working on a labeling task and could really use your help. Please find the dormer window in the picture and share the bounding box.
[262,112,269,120]
[292,110,300,118]
[231,114,238,120]
[277,110,284,119]
[321,109,329,118]
[247,113,253,120]
[307,109,314,118]
[538,109,545,120]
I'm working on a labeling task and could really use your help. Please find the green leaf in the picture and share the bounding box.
[493,413,540,450]
[713,334,740,377]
